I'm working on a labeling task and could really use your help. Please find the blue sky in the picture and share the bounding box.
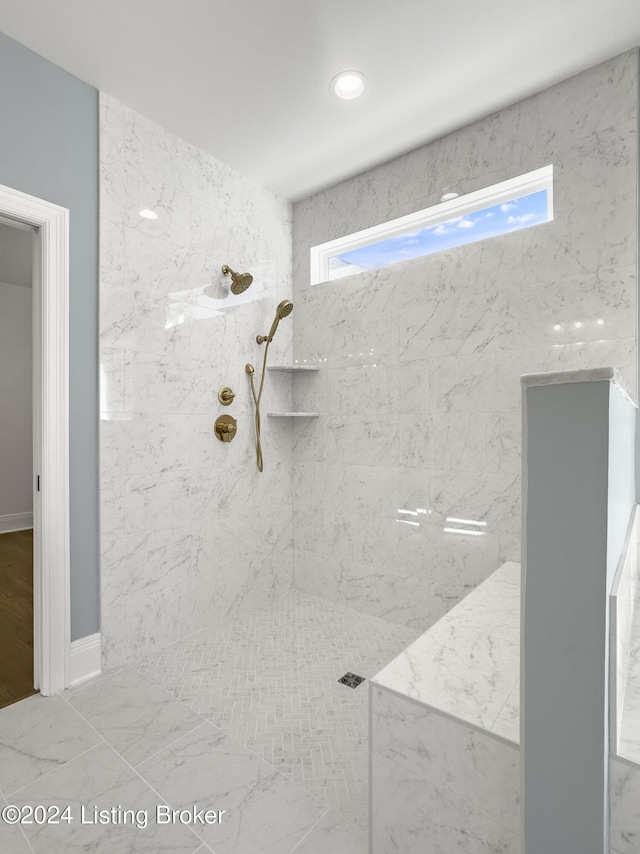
[333,189,549,274]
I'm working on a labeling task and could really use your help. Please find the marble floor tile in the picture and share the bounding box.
[10,742,203,854]
[135,591,417,827]
[0,592,426,851]
[0,795,32,853]
[137,721,326,853]
[66,667,204,767]
[0,694,103,797]
[291,808,368,853]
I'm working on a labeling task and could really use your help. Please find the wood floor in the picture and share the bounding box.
[0,529,37,708]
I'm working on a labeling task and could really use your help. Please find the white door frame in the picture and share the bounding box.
[0,182,70,695]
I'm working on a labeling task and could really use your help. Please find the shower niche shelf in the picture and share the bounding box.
[267,412,319,418]
[267,365,320,373]
[267,364,320,416]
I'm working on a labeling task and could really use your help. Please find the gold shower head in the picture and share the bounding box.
[221,264,253,294]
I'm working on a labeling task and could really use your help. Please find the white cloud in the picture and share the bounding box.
[457,218,475,229]
[507,213,536,225]
[433,224,451,236]
[485,211,494,218]
[501,202,516,212]
[403,238,420,245]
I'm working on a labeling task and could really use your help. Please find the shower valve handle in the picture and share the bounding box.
[218,386,236,405]
[215,414,238,442]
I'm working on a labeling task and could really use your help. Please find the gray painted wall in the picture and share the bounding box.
[0,31,99,640]
[0,281,32,518]
[523,376,636,853]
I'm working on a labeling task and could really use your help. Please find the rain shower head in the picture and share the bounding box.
[222,264,253,294]
[257,300,293,344]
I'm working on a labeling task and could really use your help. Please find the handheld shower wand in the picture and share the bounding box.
[256,300,294,344]
[246,300,294,471]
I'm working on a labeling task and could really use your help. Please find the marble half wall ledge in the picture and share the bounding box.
[370,562,521,739]
[370,681,521,750]
[521,366,638,407]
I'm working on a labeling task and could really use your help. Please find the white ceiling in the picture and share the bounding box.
[0,1,638,201]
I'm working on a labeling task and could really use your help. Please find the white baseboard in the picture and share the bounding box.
[0,512,33,533]
[68,633,102,688]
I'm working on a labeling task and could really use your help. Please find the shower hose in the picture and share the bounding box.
[246,342,270,472]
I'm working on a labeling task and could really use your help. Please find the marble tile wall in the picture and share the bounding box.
[611,757,640,853]
[99,94,294,666]
[371,561,520,738]
[611,508,639,750]
[291,49,638,630]
[370,685,521,854]
[367,558,640,851]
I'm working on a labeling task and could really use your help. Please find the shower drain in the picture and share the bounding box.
[338,672,365,689]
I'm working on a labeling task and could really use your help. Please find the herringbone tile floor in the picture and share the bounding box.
[134,591,420,827]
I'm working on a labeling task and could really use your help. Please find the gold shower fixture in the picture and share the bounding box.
[214,414,237,442]
[256,300,294,344]
[246,300,294,471]
[218,386,236,406]
[222,264,253,294]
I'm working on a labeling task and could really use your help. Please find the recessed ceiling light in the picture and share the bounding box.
[330,70,366,100]
[139,209,158,220]
[440,190,460,202]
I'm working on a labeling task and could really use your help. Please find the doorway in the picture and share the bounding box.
[0,219,37,707]
[0,183,70,699]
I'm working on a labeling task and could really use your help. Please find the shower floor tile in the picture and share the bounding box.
[0,592,416,851]
[134,591,419,828]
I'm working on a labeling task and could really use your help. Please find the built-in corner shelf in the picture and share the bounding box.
[267,364,320,417]
[267,365,320,373]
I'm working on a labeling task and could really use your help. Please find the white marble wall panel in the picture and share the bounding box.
[371,742,520,854]
[538,193,637,283]
[99,347,125,413]
[100,93,294,666]
[375,620,519,730]
[292,49,638,631]
[372,561,521,731]
[551,120,637,216]
[371,686,520,851]
[498,533,522,564]
[611,757,640,854]
[493,679,521,743]
[611,509,639,751]
[370,565,523,853]
[537,51,638,152]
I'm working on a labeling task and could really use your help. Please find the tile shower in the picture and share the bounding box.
[92,47,639,852]
[99,93,296,667]
[292,48,638,629]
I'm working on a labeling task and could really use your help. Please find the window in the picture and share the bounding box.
[310,165,553,284]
